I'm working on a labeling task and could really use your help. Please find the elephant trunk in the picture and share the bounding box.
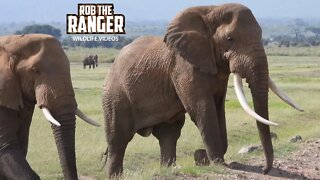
[51,104,78,180]
[35,78,79,179]
[234,47,301,173]
[246,55,273,174]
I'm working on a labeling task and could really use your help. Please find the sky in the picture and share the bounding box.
[0,0,319,23]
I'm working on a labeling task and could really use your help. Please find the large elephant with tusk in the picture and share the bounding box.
[0,34,100,180]
[102,3,303,178]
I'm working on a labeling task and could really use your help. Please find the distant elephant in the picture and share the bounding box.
[94,54,98,67]
[102,4,302,177]
[83,54,98,69]
[0,34,100,180]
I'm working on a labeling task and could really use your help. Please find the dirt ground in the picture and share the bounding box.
[81,139,320,180]
[202,139,320,180]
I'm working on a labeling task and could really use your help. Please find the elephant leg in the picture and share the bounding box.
[194,101,225,163]
[216,94,228,155]
[0,144,40,180]
[17,103,34,157]
[17,127,30,157]
[0,174,5,180]
[106,142,130,178]
[152,114,185,166]
[172,71,224,163]
[17,122,30,157]
[0,107,39,180]
[105,108,135,178]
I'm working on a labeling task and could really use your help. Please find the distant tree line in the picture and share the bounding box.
[15,24,61,39]
[267,34,320,47]
[263,19,320,47]
[263,27,320,47]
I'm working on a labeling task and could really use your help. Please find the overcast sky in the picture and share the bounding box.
[0,0,319,23]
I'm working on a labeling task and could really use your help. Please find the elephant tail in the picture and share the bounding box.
[99,147,108,171]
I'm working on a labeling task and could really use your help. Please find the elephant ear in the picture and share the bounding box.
[164,7,217,75]
[0,46,23,110]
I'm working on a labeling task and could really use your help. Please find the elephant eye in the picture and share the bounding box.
[226,36,233,41]
[31,67,40,74]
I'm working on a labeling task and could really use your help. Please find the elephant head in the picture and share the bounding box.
[0,34,99,179]
[164,4,302,173]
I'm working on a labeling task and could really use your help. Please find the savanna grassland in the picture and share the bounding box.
[26,46,320,179]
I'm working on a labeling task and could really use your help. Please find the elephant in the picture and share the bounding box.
[0,34,100,180]
[102,3,303,177]
[83,54,98,69]
[94,54,98,67]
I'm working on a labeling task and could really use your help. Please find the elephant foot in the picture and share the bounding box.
[263,165,272,174]
[263,154,273,174]
[194,149,226,167]
[161,158,177,167]
[211,157,225,164]
[194,149,210,166]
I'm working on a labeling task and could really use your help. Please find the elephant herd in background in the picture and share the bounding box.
[0,3,304,180]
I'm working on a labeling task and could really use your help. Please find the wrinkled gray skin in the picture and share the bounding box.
[83,54,98,69]
[103,3,273,177]
[0,34,79,179]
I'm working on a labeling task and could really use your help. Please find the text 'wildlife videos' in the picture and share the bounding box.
[71,36,119,41]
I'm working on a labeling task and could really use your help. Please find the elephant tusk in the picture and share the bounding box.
[41,108,61,126]
[268,77,304,112]
[76,108,101,127]
[233,73,278,126]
